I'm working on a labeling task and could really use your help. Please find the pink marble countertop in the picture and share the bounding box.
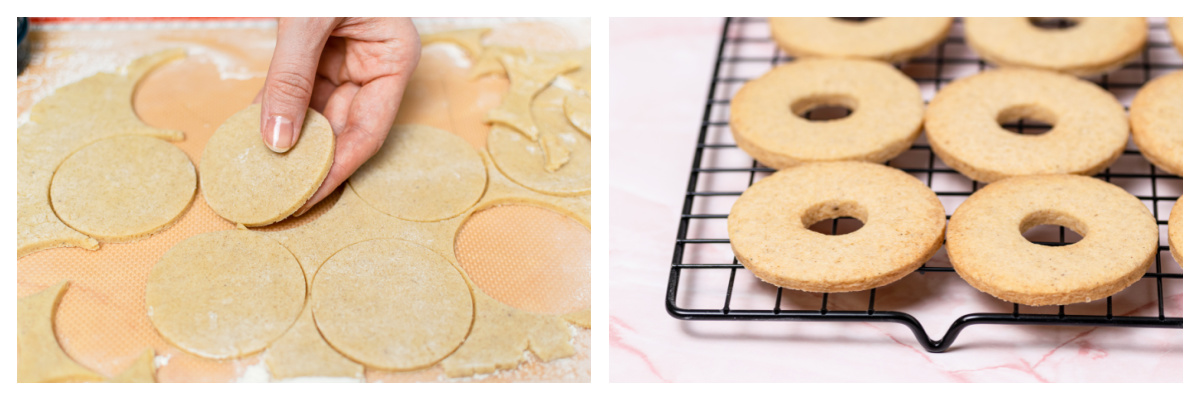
[609,17,1182,383]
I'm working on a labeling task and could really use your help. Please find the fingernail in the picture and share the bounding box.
[266,115,296,153]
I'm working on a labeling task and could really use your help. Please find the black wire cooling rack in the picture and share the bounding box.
[666,17,1183,352]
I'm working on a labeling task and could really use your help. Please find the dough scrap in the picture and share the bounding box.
[563,92,591,137]
[18,281,104,383]
[106,349,157,383]
[485,52,580,140]
[18,49,186,258]
[312,239,473,371]
[350,124,487,222]
[265,150,589,378]
[469,46,526,79]
[539,132,570,172]
[488,119,591,196]
[420,28,491,59]
[200,104,335,226]
[562,309,591,329]
[50,135,196,242]
[264,305,364,380]
[145,230,307,359]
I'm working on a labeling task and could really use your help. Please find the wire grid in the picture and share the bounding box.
[666,17,1183,352]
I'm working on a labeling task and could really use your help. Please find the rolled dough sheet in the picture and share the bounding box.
[18,281,104,383]
[18,49,186,258]
[312,239,474,371]
[199,104,335,226]
[350,124,487,222]
[486,52,581,140]
[50,135,196,242]
[145,230,306,359]
[564,92,591,137]
[264,305,364,380]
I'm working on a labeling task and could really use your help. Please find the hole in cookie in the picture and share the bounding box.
[997,104,1057,136]
[834,17,878,23]
[801,200,867,236]
[1028,17,1080,30]
[792,95,857,122]
[1020,210,1086,246]
[454,204,590,315]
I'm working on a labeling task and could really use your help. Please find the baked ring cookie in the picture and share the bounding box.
[925,68,1128,183]
[963,17,1147,76]
[1167,17,1182,54]
[728,162,945,292]
[1130,70,1182,176]
[1170,197,1182,266]
[768,17,953,62]
[730,58,924,169]
[947,174,1158,306]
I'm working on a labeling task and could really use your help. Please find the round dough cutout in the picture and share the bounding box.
[963,17,1147,76]
[350,124,486,221]
[51,136,195,242]
[728,162,946,292]
[947,174,1158,306]
[730,58,925,169]
[312,239,473,371]
[925,68,1128,183]
[199,104,335,226]
[145,230,306,359]
[769,17,953,62]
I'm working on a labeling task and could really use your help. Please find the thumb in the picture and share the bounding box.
[260,18,338,153]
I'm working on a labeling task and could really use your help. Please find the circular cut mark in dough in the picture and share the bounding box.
[311,239,473,371]
[563,92,591,137]
[199,104,335,226]
[145,230,306,359]
[487,127,590,196]
[350,124,486,221]
[455,204,591,315]
[50,136,196,242]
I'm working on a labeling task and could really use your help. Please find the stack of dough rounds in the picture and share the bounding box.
[1170,198,1182,266]
[947,174,1159,306]
[728,162,945,292]
[199,104,335,226]
[1129,70,1182,176]
[768,17,953,62]
[50,136,195,242]
[145,230,306,359]
[350,124,486,222]
[730,58,924,169]
[925,68,1128,183]
[311,239,473,371]
[963,17,1147,76]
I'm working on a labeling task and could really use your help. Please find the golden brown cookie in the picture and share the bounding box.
[145,230,306,359]
[199,104,335,226]
[730,58,924,169]
[50,136,195,243]
[1170,197,1182,266]
[728,162,946,292]
[925,68,1128,183]
[964,17,1147,76]
[1168,17,1182,54]
[1130,70,1182,176]
[311,239,473,371]
[769,17,952,62]
[947,174,1158,306]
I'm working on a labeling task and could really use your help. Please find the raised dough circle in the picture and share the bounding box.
[145,230,306,359]
[311,238,473,371]
[199,104,335,226]
[350,124,486,221]
[50,136,195,242]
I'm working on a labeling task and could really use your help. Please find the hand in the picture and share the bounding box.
[255,17,420,215]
